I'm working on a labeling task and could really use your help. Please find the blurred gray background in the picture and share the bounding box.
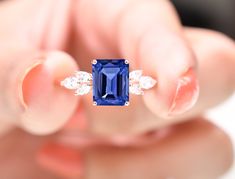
[172,0,235,39]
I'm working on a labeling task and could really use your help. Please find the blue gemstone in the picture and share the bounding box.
[92,59,129,106]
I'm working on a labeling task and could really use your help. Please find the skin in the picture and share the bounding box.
[0,0,234,178]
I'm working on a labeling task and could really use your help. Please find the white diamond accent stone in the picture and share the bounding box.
[60,77,79,89]
[61,71,92,95]
[75,85,91,96]
[75,71,92,82]
[129,70,156,95]
[129,84,143,95]
[129,70,142,81]
[139,76,157,89]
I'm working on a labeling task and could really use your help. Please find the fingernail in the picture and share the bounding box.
[20,56,56,109]
[168,68,199,116]
[19,60,43,109]
[37,143,83,178]
[19,52,78,135]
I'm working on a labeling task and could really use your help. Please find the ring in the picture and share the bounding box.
[61,59,157,106]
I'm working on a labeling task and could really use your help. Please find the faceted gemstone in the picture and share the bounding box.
[129,70,143,95]
[61,71,92,95]
[75,85,91,96]
[92,59,129,106]
[129,70,142,82]
[60,76,79,89]
[75,71,92,82]
[139,76,157,89]
[129,84,143,95]
[129,70,157,95]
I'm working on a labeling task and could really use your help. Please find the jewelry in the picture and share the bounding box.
[61,59,156,106]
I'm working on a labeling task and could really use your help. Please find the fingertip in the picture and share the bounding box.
[139,27,199,118]
[142,66,199,119]
[20,51,79,135]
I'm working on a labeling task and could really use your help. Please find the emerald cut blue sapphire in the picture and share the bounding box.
[92,59,129,106]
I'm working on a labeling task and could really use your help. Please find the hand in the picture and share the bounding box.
[0,0,234,178]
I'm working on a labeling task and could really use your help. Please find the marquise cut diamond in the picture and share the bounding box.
[61,71,92,95]
[75,71,92,82]
[129,84,143,95]
[60,77,79,89]
[139,76,156,89]
[129,70,142,81]
[75,85,91,96]
[129,70,157,95]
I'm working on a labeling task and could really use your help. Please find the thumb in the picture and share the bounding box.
[0,49,78,135]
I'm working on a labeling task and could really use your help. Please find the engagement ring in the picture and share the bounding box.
[61,59,157,106]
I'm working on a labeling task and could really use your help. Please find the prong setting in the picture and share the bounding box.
[92,59,97,65]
